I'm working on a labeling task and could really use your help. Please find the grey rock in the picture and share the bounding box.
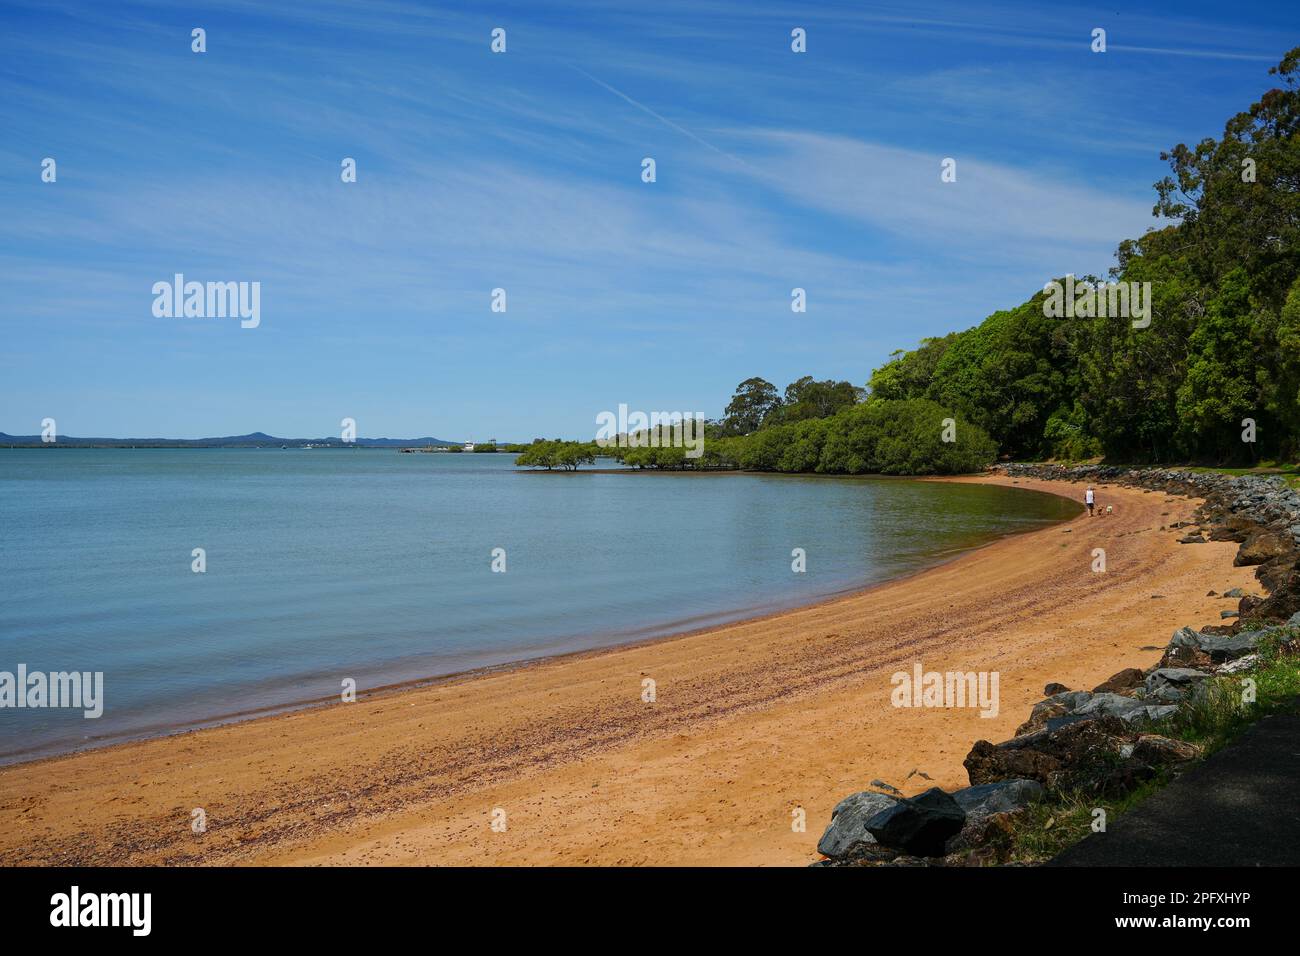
[865,787,966,857]
[1170,625,1268,660]
[1074,692,1175,723]
[1200,629,1269,659]
[1016,690,1095,735]
[1073,692,1146,720]
[816,791,900,858]
[950,779,1044,822]
[1145,667,1211,692]
[1037,690,1094,714]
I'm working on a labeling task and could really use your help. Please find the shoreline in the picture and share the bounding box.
[0,475,1256,866]
[0,478,1076,769]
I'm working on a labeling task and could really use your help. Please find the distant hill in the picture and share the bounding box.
[0,431,461,448]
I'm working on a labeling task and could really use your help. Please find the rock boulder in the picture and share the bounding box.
[816,790,900,859]
[1235,531,1290,566]
[864,787,966,857]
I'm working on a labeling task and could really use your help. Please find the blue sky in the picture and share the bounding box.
[1,0,1297,440]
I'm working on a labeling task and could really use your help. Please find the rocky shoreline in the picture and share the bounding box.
[814,464,1300,867]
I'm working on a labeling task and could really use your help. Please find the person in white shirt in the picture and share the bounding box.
[1085,485,1095,516]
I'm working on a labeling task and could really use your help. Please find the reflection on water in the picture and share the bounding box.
[0,450,1078,760]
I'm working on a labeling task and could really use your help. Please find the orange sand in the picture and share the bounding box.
[0,476,1254,866]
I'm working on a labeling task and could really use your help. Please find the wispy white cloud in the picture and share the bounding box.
[2,0,1293,437]
[729,130,1155,265]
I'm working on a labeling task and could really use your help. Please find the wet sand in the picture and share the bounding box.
[0,476,1255,866]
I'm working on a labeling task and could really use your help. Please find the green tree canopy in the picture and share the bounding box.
[721,377,781,435]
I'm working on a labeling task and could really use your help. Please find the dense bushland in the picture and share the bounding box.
[871,48,1300,464]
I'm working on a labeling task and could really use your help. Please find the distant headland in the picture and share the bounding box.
[0,431,465,449]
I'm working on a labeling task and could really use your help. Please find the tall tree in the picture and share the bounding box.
[722,377,781,435]
[773,376,863,423]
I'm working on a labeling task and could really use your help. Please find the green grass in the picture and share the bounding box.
[1006,781,1169,863]
[1154,636,1300,753]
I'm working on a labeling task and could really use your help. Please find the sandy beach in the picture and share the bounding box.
[0,475,1257,866]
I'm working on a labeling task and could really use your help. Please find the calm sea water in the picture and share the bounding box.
[0,449,1077,761]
